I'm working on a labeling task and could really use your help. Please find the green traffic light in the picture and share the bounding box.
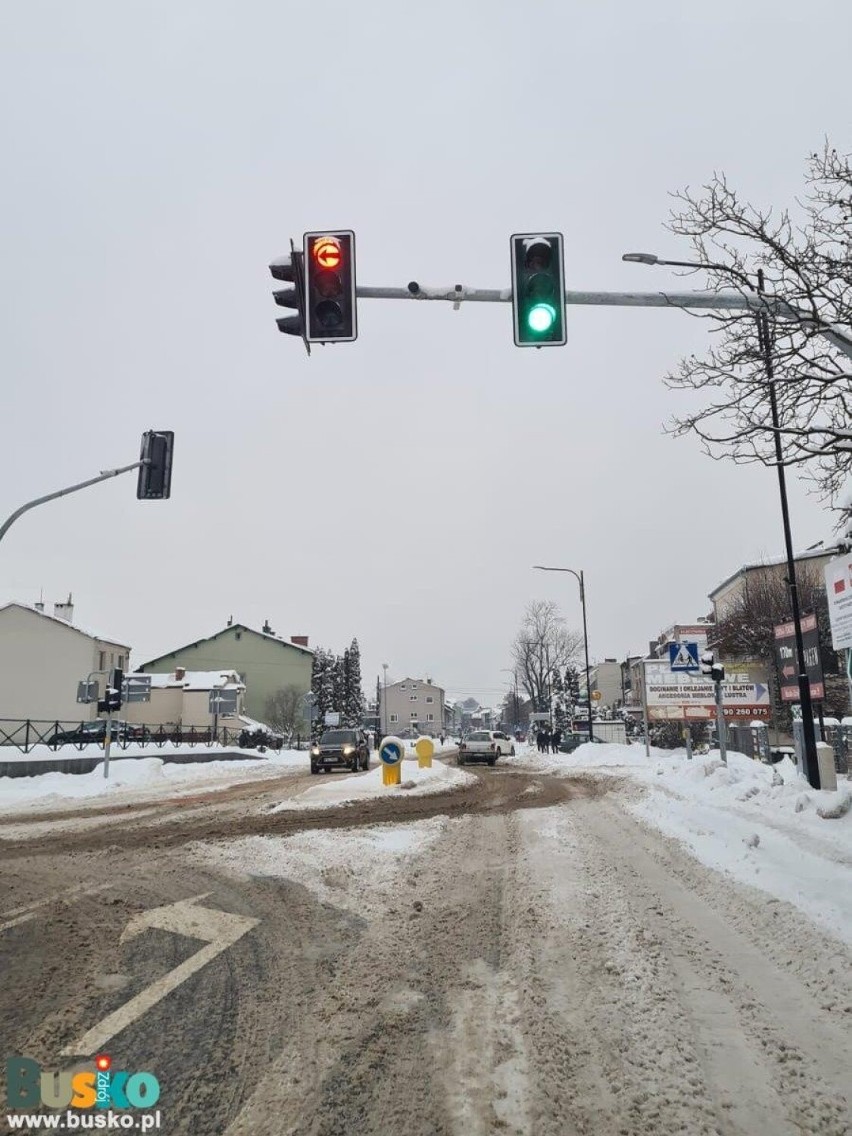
[527,303,557,333]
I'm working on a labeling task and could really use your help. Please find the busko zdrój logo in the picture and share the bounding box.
[7,1055,160,1110]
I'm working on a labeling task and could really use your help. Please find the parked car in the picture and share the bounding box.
[47,720,132,747]
[457,730,515,766]
[310,728,370,774]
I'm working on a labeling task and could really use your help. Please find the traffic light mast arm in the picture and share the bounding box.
[355,283,852,358]
[0,460,145,546]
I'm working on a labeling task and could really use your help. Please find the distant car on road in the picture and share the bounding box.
[457,730,515,766]
[310,728,370,774]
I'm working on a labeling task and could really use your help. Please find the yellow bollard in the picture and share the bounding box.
[383,762,401,786]
[415,736,434,768]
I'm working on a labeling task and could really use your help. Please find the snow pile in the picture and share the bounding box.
[512,741,852,941]
[199,816,449,915]
[0,747,309,812]
[273,758,475,811]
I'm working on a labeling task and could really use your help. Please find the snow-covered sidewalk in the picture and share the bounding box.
[507,742,852,942]
[0,746,310,813]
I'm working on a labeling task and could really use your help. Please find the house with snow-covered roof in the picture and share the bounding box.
[137,618,312,722]
[122,667,246,731]
[0,598,131,725]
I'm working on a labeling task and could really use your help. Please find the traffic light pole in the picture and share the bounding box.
[354,284,852,360]
[0,460,145,547]
[714,678,727,765]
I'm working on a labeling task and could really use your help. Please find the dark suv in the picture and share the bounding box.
[310,729,370,774]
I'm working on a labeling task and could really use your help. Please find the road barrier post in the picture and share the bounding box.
[379,736,404,786]
[415,736,434,769]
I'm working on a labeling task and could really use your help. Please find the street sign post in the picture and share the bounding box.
[669,642,700,672]
[379,736,404,787]
[123,675,152,703]
[824,553,852,650]
[774,614,824,701]
[77,680,98,704]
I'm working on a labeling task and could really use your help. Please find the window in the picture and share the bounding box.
[409,694,418,701]
[425,696,434,704]
[410,712,418,720]
[390,713,398,723]
[400,684,406,690]
[117,655,124,671]
[98,651,105,670]
[426,713,434,722]
[235,631,242,640]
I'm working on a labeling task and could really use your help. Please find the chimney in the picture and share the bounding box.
[290,635,309,647]
[174,666,186,681]
[262,619,273,635]
[34,601,45,613]
[226,615,233,627]
[53,593,74,623]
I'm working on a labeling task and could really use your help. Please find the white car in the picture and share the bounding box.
[457,730,516,766]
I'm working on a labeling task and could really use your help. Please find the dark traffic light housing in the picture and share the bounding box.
[304,230,357,343]
[270,244,310,354]
[700,651,725,683]
[98,668,123,714]
[510,232,566,347]
[137,431,174,500]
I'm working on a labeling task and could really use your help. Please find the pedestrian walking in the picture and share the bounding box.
[552,728,562,754]
[536,730,545,753]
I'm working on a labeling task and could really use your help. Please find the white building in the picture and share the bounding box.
[123,667,246,730]
[380,676,446,736]
[0,600,131,725]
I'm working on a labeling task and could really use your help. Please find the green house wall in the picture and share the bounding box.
[139,627,312,724]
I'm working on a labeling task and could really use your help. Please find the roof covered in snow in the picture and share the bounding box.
[0,602,131,650]
[139,621,313,668]
[130,669,244,691]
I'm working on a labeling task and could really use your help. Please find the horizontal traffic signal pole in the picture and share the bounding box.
[354,282,852,360]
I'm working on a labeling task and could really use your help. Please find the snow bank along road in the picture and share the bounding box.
[0,760,849,1135]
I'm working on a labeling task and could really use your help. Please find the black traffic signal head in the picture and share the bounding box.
[510,232,566,347]
[270,248,310,352]
[303,231,357,343]
[107,668,123,713]
[137,431,174,500]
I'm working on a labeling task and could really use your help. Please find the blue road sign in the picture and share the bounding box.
[379,741,403,765]
[669,641,700,672]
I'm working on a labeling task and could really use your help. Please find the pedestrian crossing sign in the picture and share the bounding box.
[669,641,700,671]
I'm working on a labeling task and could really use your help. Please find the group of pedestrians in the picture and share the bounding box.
[535,727,562,754]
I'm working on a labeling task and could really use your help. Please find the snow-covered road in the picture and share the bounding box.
[1,746,849,1133]
[198,773,850,1136]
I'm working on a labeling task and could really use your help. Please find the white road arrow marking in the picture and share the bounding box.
[61,894,258,1056]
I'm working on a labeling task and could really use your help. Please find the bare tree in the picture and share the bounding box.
[660,144,852,509]
[511,601,583,711]
[263,685,305,740]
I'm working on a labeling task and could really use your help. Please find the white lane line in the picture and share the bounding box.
[0,882,111,934]
[61,894,258,1056]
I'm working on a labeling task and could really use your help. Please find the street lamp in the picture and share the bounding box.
[382,663,389,738]
[532,566,594,743]
[500,667,520,732]
[622,250,821,788]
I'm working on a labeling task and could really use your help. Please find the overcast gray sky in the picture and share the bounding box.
[1,0,849,707]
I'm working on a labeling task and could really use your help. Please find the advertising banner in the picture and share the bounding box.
[644,661,770,722]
